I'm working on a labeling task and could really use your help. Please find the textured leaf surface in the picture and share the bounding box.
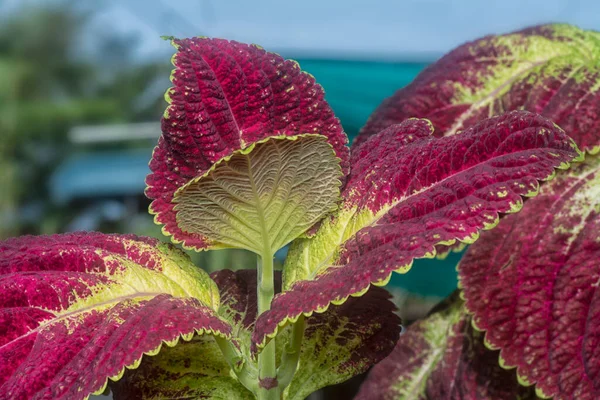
[459,154,600,399]
[359,24,600,153]
[356,294,538,400]
[173,134,342,253]
[211,270,401,399]
[146,37,349,251]
[253,110,581,352]
[0,233,230,400]
[110,335,253,400]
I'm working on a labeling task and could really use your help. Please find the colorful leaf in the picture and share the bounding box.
[172,134,342,254]
[210,270,401,399]
[284,281,400,400]
[0,232,230,400]
[146,37,349,251]
[358,24,600,154]
[356,293,538,400]
[458,154,600,399]
[109,335,254,400]
[253,110,581,352]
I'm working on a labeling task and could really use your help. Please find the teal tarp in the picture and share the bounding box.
[299,59,428,137]
[50,148,151,204]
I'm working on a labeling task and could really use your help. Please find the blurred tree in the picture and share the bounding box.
[0,4,168,238]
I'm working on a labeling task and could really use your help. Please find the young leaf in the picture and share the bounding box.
[210,270,401,399]
[458,154,600,399]
[252,110,581,353]
[358,24,600,153]
[109,336,254,400]
[0,233,230,400]
[146,37,349,252]
[173,134,342,254]
[356,293,538,399]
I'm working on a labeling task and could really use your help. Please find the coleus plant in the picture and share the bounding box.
[0,23,598,400]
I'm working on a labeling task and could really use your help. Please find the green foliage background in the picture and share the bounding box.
[0,5,169,238]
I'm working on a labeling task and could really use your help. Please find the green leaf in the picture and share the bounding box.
[110,335,254,400]
[284,282,400,400]
[210,270,401,398]
[172,134,342,254]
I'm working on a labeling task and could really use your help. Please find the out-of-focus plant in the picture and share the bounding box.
[0,6,168,238]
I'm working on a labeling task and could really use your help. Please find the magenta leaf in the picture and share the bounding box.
[358,24,600,154]
[356,293,538,400]
[211,270,401,399]
[458,154,600,399]
[0,232,231,400]
[253,110,581,353]
[146,37,349,251]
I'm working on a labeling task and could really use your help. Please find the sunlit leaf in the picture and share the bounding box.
[0,233,230,400]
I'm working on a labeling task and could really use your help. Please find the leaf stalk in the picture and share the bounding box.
[257,250,280,400]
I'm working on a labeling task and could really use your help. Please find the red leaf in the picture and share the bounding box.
[358,24,600,154]
[146,38,349,251]
[253,111,581,353]
[459,155,600,399]
[356,294,538,400]
[0,233,230,400]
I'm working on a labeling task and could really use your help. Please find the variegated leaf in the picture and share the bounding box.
[0,233,230,400]
[146,37,349,252]
[211,270,400,399]
[459,154,600,399]
[252,111,581,353]
[110,335,253,400]
[358,24,600,154]
[356,293,538,400]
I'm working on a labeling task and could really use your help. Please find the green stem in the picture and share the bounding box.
[277,315,305,390]
[257,251,280,400]
[215,336,258,393]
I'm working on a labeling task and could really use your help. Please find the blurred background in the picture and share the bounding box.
[1,0,598,398]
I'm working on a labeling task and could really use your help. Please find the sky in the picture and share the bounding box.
[100,0,600,61]
[1,0,599,61]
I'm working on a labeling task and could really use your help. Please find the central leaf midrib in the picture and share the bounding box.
[245,151,273,257]
[196,52,244,147]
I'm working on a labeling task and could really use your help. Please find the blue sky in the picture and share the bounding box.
[96,0,600,60]
[2,0,600,60]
